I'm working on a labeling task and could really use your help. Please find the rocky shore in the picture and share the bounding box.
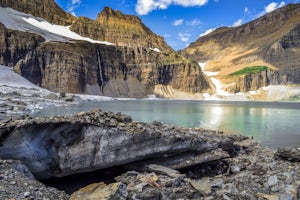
[0,109,299,200]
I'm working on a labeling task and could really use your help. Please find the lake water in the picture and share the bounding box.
[32,100,300,148]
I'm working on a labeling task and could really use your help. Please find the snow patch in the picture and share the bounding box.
[199,62,231,97]
[150,47,161,53]
[0,65,47,91]
[0,6,113,45]
[210,77,231,96]
[21,17,113,45]
[248,90,260,95]
[199,62,219,76]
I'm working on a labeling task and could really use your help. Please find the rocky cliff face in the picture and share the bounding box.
[0,2,213,98]
[13,41,211,97]
[183,4,300,93]
[0,22,44,67]
[224,69,300,93]
[0,0,75,25]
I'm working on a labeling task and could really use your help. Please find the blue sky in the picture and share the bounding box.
[55,0,300,50]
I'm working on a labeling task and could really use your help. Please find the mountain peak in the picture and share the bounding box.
[97,6,142,24]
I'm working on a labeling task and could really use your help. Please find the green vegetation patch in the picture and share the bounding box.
[289,95,300,102]
[229,66,268,76]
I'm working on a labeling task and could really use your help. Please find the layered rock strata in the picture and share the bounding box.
[70,7,173,53]
[13,41,212,97]
[0,109,233,179]
[227,68,300,92]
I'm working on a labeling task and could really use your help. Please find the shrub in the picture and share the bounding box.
[229,66,268,76]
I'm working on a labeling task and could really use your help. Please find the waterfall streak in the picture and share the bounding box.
[96,50,104,92]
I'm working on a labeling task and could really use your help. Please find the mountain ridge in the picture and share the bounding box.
[0,1,213,98]
[182,3,300,94]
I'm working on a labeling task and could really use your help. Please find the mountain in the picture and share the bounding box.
[71,7,173,54]
[0,0,213,99]
[0,0,75,25]
[182,4,300,94]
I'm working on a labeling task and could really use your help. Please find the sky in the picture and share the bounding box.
[55,0,300,50]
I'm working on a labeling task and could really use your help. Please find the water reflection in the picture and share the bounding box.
[32,100,300,148]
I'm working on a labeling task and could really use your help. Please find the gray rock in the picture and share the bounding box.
[230,165,241,174]
[279,194,294,200]
[267,175,278,187]
[24,191,30,197]
[148,164,182,178]
[275,147,300,162]
[189,179,212,196]
[45,93,58,100]
[64,95,74,102]
[210,178,224,188]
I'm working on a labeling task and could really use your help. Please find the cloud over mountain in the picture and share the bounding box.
[67,0,82,16]
[135,0,208,15]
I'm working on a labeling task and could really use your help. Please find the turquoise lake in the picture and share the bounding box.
[33,100,300,148]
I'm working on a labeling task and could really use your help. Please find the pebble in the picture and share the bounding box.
[267,175,278,187]
[24,191,30,197]
[230,165,240,174]
[9,181,16,185]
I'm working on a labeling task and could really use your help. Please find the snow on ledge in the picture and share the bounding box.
[21,17,114,45]
[0,6,113,45]
[150,47,161,53]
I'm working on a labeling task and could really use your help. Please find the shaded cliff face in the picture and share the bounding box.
[0,0,75,25]
[0,22,44,67]
[0,2,212,98]
[14,41,211,98]
[183,4,300,92]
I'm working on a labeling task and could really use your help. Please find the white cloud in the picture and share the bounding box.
[258,1,285,17]
[199,28,215,37]
[232,19,243,27]
[278,1,286,7]
[265,2,278,13]
[187,18,202,26]
[67,0,82,16]
[244,7,249,14]
[164,34,171,38]
[135,0,208,15]
[178,32,191,42]
[172,19,184,26]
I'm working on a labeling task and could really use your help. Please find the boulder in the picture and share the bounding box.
[0,109,234,179]
[275,147,300,162]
